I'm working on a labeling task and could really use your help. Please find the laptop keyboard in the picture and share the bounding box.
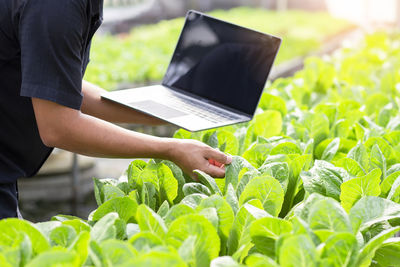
[162,93,239,124]
[130,100,187,119]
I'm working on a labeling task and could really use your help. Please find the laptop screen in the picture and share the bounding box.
[162,10,281,116]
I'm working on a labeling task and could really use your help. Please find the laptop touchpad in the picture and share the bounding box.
[130,100,187,118]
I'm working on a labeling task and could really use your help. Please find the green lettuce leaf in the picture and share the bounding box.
[166,214,220,267]
[340,169,382,212]
[239,175,284,217]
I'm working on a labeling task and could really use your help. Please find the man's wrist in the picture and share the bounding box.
[158,137,178,161]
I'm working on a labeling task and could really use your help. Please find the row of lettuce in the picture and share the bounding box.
[83,7,352,90]
[2,32,400,266]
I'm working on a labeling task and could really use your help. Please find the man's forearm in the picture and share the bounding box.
[58,114,173,158]
[81,80,165,125]
[33,97,171,158]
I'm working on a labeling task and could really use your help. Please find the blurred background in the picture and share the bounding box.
[19,0,400,221]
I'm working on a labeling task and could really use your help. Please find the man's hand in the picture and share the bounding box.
[168,139,232,180]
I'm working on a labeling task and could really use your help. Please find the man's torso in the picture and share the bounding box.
[0,0,103,182]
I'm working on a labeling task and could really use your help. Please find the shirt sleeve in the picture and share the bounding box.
[19,0,87,110]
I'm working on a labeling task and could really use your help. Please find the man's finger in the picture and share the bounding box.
[209,158,224,167]
[206,164,226,178]
[205,149,232,165]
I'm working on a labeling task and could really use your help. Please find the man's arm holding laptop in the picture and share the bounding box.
[31,82,232,179]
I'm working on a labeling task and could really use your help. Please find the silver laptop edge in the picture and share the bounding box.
[102,85,249,132]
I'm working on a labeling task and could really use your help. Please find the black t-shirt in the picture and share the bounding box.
[0,0,103,183]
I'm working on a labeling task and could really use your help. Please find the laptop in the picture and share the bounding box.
[101,10,281,132]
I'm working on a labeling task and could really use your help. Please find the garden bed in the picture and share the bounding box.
[2,31,400,266]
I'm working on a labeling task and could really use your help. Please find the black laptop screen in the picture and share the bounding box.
[162,11,281,116]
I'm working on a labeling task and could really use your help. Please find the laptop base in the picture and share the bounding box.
[101,85,250,132]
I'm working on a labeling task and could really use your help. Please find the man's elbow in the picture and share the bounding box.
[37,125,62,148]
[32,97,78,148]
